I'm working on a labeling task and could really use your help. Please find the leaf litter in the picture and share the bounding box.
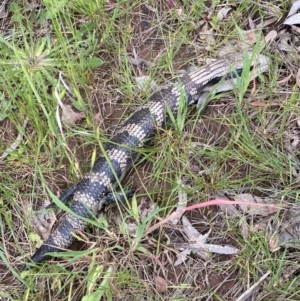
[1,4,297,301]
[283,0,300,25]
[0,118,28,160]
[175,216,239,266]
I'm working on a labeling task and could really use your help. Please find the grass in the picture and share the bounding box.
[0,0,300,300]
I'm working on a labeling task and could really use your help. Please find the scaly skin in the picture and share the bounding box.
[30,53,269,264]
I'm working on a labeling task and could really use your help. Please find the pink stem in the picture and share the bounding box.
[145,198,283,234]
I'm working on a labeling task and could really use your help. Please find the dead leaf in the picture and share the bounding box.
[182,216,211,243]
[174,248,191,266]
[138,198,155,222]
[170,179,188,225]
[174,216,239,265]
[175,8,182,17]
[200,21,209,37]
[284,13,300,25]
[278,38,293,52]
[250,101,269,107]
[217,7,231,21]
[135,76,158,91]
[243,30,258,45]
[262,17,278,28]
[144,4,157,12]
[253,218,270,232]
[166,0,176,8]
[61,104,86,126]
[287,0,300,17]
[265,30,277,44]
[276,206,300,250]
[155,275,168,293]
[234,194,279,217]
[94,111,102,123]
[205,29,216,51]
[248,18,256,30]
[31,199,56,242]
[277,73,292,84]
[296,67,300,88]
[235,271,271,301]
[0,0,9,19]
[217,45,236,57]
[0,118,28,160]
[240,216,250,239]
[284,1,300,25]
[127,222,138,234]
[219,203,240,216]
[195,243,239,255]
[268,233,280,252]
[291,24,300,34]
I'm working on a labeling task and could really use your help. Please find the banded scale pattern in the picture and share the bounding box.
[30,53,269,264]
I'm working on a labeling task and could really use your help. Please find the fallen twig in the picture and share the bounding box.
[145,198,284,235]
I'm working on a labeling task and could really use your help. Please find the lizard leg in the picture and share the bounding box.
[97,188,135,212]
[45,183,79,210]
[103,188,135,205]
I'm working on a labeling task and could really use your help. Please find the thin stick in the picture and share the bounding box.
[145,198,283,234]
